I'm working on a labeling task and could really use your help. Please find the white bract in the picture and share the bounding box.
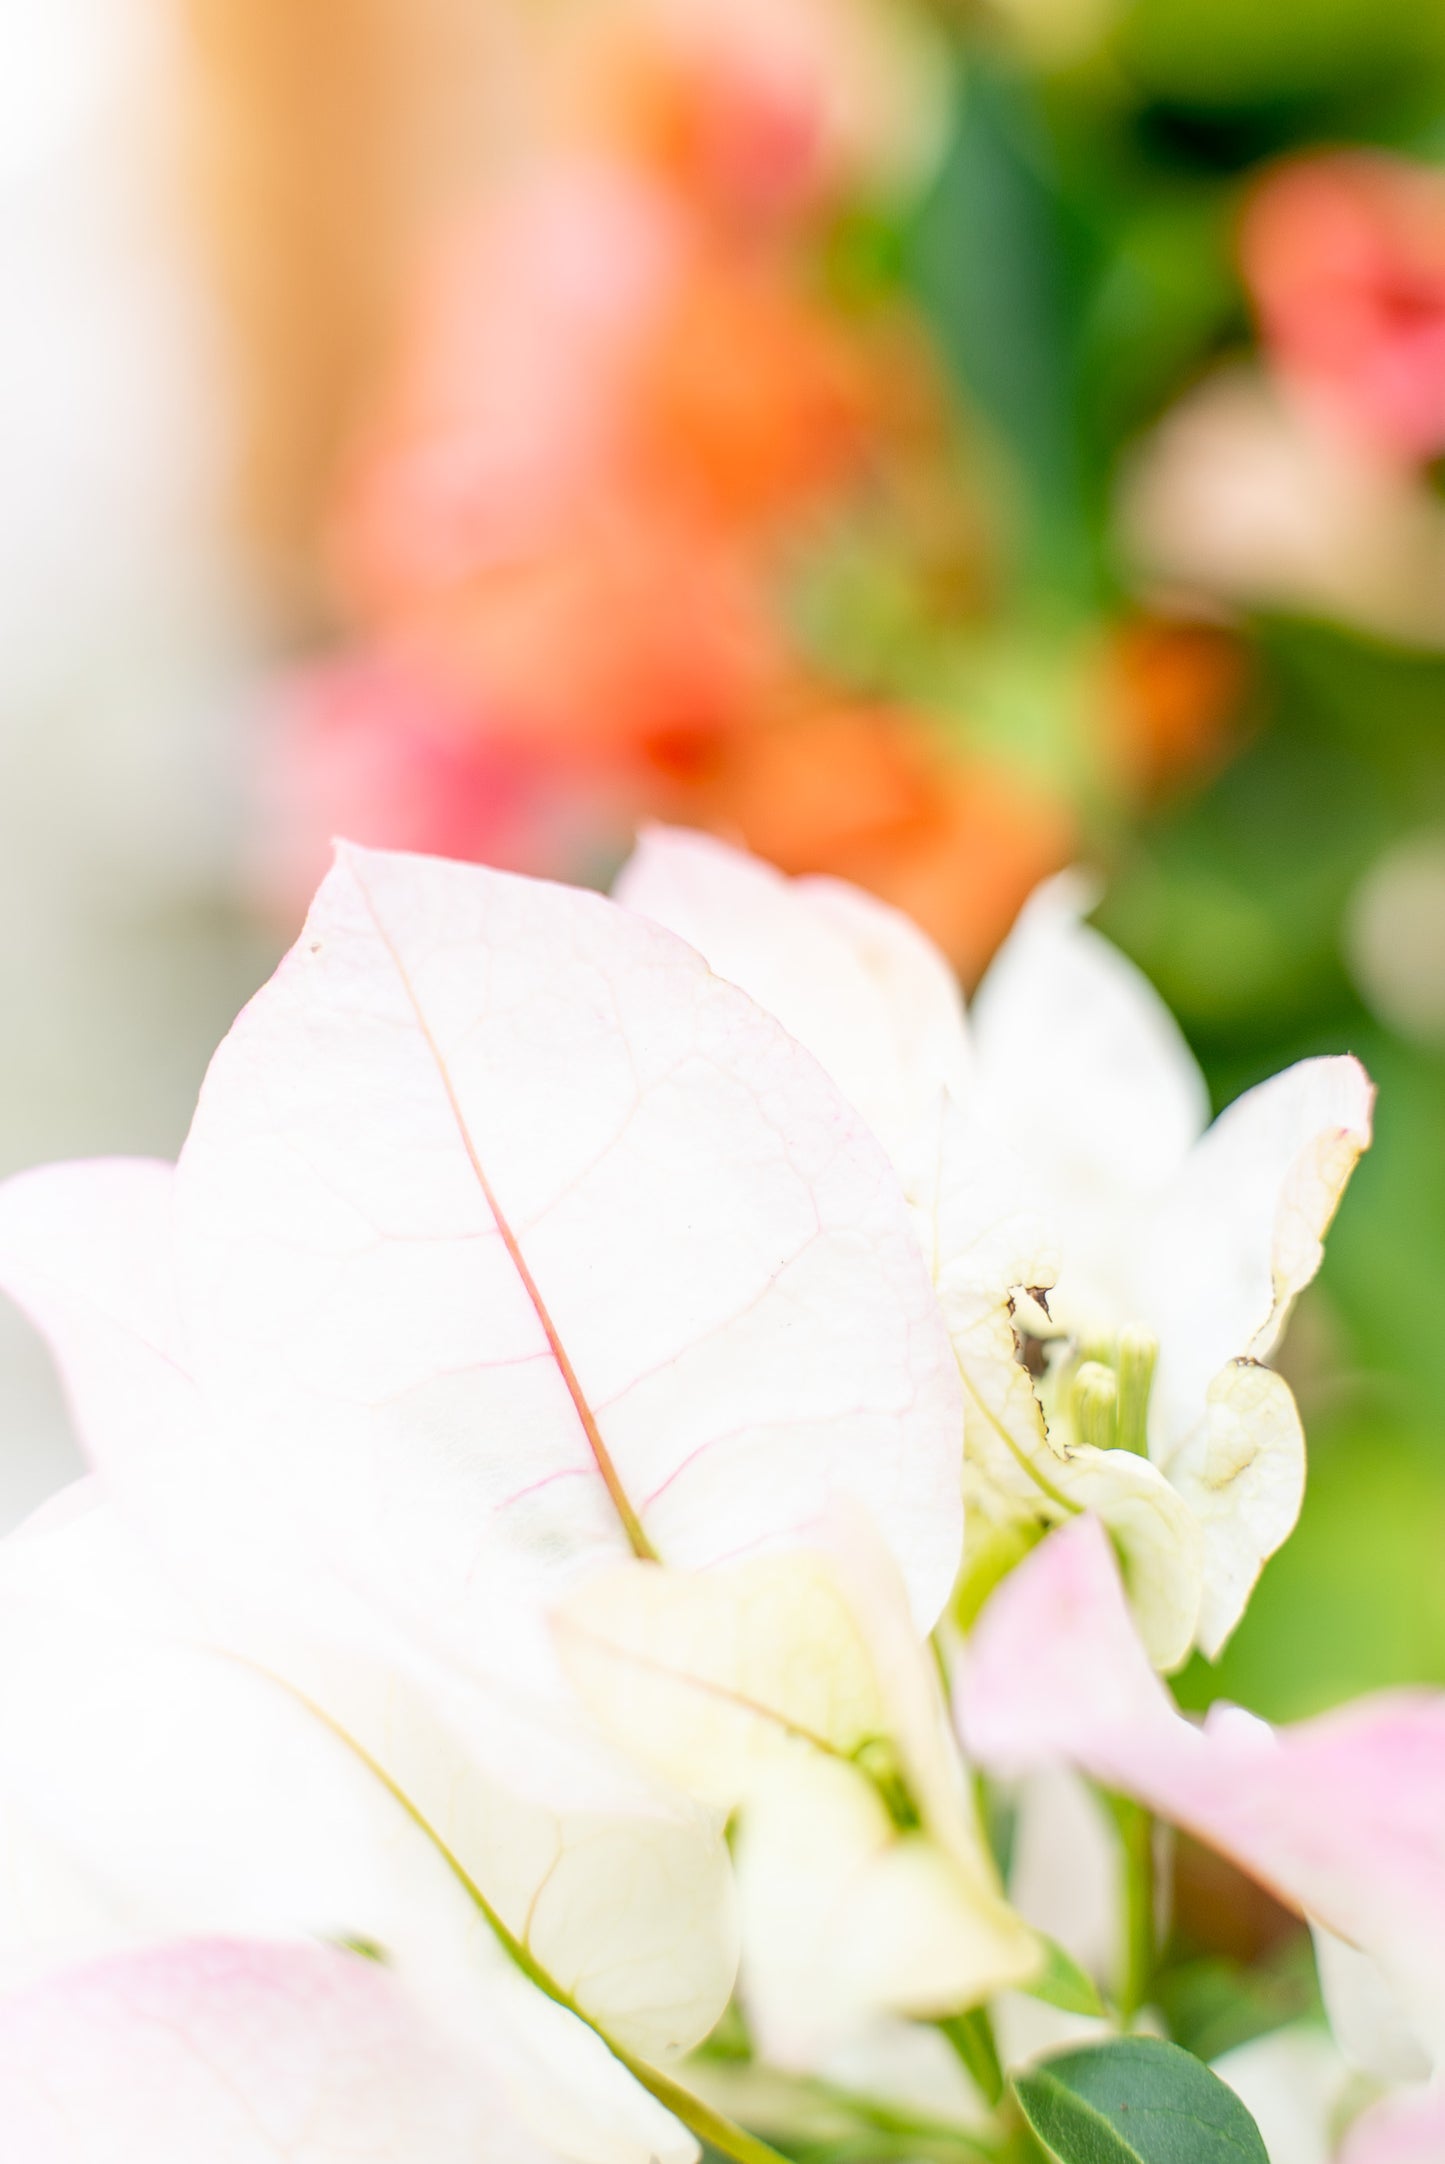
[1211,2025,1357,2164]
[0,831,1383,2156]
[1215,2022,1445,2164]
[0,842,972,2160]
[618,829,1372,1665]
[0,1936,561,2164]
[969,875,1373,1659]
[0,1481,727,2164]
[169,841,964,1648]
[555,1513,1039,2065]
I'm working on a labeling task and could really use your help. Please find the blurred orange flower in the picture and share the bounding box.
[371,508,779,778]
[331,159,863,773]
[632,253,869,531]
[703,700,1072,979]
[261,0,1066,977]
[1242,151,1445,465]
[1101,618,1249,803]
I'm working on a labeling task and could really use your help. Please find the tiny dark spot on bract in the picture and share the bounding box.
[309,940,323,955]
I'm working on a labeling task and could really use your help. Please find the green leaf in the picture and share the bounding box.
[1025,1938,1108,2020]
[906,54,1101,603]
[1154,1941,1320,2064]
[1012,2037,1268,2164]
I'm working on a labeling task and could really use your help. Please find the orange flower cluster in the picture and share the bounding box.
[262,0,1071,971]
[332,156,861,775]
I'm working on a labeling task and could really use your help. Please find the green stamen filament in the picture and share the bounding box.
[853,1736,923,1832]
[1115,1326,1159,1457]
[1072,1360,1119,1453]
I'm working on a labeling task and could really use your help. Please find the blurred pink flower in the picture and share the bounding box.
[962,1514,1445,2071]
[1342,2086,1445,2163]
[336,163,685,603]
[254,655,620,904]
[554,0,943,222]
[343,505,777,776]
[258,6,1035,963]
[1242,152,1445,465]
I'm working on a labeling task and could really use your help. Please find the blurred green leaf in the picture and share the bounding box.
[1156,1943,1321,2064]
[908,54,1101,601]
[1028,1938,1110,2020]
[1111,0,1445,113]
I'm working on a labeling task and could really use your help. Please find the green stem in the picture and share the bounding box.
[798,2137,994,2164]
[799,2076,1003,2160]
[1110,1795,1156,2027]
[618,2058,795,2164]
[228,1658,788,2164]
[939,2007,1007,2109]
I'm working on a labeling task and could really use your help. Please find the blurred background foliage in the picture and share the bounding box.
[903,8,1445,1721]
[893,5,1445,1722]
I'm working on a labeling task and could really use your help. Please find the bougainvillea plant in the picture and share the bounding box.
[2,830,1435,2164]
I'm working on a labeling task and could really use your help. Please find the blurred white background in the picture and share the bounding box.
[0,0,273,1529]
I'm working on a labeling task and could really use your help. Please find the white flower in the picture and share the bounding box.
[0,1480,718,2164]
[968,875,1372,1659]
[617,829,1372,1665]
[0,841,971,2159]
[554,1510,1039,2066]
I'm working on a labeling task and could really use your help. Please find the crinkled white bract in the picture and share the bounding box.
[0,1936,562,2164]
[969,876,1372,1657]
[618,830,1373,1664]
[961,1515,1445,2077]
[555,1514,1038,2064]
[971,881,1370,1400]
[919,1091,1203,1669]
